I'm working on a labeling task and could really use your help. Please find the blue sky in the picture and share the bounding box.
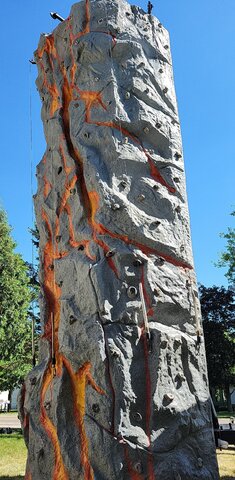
[0,0,234,287]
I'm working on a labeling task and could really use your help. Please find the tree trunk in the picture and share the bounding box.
[225,383,233,412]
[19,1,219,479]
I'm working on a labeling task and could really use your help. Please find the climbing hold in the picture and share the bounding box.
[78,245,85,251]
[106,249,116,258]
[163,87,168,94]
[98,18,103,24]
[133,258,143,267]
[132,411,142,422]
[50,12,65,22]
[92,403,100,413]
[159,68,163,74]
[84,132,90,139]
[127,286,138,298]
[153,184,159,190]
[69,315,77,325]
[70,188,76,195]
[180,245,184,252]
[111,203,121,211]
[198,458,203,468]
[120,180,127,188]
[164,392,174,403]
[44,401,51,410]
[56,235,61,243]
[123,137,129,144]
[156,121,162,129]
[143,126,150,134]
[158,23,163,28]
[137,194,145,201]
[175,206,181,214]
[160,339,168,349]
[155,257,165,266]
[59,280,63,287]
[49,264,54,271]
[174,152,182,160]
[134,462,143,474]
[125,91,131,99]
[110,348,120,358]
[57,166,62,174]
[30,377,37,385]
[164,45,169,50]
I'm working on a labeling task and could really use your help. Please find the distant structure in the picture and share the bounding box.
[19,0,219,479]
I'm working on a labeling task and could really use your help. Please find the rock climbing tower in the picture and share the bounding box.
[20,0,219,478]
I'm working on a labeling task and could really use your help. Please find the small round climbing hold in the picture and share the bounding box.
[174,177,180,183]
[174,152,182,160]
[155,257,165,266]
[125,91,131,99]
[120,180,127,188]
[44,401,51,410]
[57,166,63,174]
[164,392,174,403]
[133,258,143,267]
[111,203,121,211]
[156,121,162,129]
[198,458,203,468]
[143,126,150,134]
[70,188,76,195]
[56,235,61,243]
[92,403,100,413]
[159,68,163,74]
[137,194,145,202]
[94,76,100,82]
[163,87,168,94]
[134,462,142,474]
[127,286,138,299]
[123,137,129,144]
[180,245,184,252]
[132,411,142,422]
[98,18,103,24]
[69,315,77,325]
[78,245,85,251]
[153,184,159,190]
[84,132,90,139]
[175,206,181,214]
[158,23,163,28]
[106,249,116,258]
[164,44,169,50]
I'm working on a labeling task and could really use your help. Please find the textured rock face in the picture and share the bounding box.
[20,1,219,479]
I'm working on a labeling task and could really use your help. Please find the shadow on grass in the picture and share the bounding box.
[0,477,24,480]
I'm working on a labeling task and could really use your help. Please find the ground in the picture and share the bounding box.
[0,432,234,479]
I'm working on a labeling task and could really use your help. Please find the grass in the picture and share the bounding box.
[218,411,235,419]
[0,433,234,479]
[0,434,26,478]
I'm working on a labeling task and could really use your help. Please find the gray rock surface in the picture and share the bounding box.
[19,1,219,478]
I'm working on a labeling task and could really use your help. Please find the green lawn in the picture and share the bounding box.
[0,433,234,479]
[0,434,26,478]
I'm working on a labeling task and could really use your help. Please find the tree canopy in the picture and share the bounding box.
[199,284,235,410]
[0,209,32,391]
[216,211,235,287]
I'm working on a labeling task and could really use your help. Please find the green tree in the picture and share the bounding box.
[0,208,32,391]
[199,285,235,411]
[217,211,235,287]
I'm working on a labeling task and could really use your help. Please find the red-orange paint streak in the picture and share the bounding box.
[43,174,52,198]
[62,357,105,480]
[41,209,62,373]
[40,365,69,480]
[92,121,176,194]
[37,36,61,117]
[25,470,32,480]
[88,191,191,270]
[123,444,144,480]
[73,86,107,122]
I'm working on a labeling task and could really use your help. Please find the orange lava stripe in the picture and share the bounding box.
[62,356,104,480]
[40,364,69,480]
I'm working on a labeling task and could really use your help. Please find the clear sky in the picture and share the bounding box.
[0,0,234,287]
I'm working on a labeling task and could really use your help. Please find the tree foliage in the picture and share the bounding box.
[216,211,235,287]
[199,284,235,410]
[0,209,32,391]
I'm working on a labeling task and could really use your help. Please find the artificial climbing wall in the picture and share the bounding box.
[19,0,219,479]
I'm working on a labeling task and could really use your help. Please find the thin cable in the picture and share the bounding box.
[29,62,36,367]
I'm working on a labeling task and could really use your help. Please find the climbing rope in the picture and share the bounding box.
[29,62,36,367]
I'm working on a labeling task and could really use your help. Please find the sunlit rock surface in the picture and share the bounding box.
[19,0,219,478]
